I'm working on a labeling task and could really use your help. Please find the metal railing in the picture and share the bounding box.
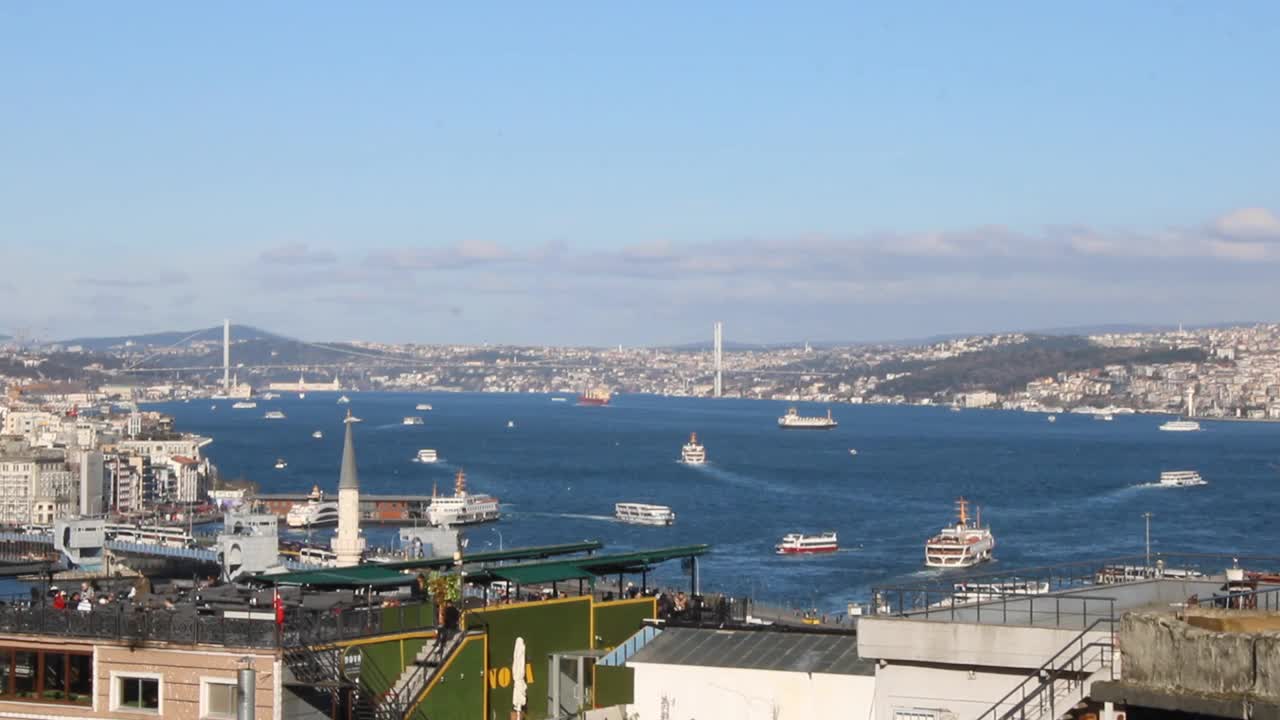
[976,617,1117,720]
[873,589,1118,630]
[0,599,434,649]
[1185,583,1280,611]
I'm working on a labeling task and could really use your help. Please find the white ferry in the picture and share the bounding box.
[232,401,258,409]
[274,458,287,470]
[680,433,706,464]
[614,503,676,526]
[1160,388,1201,432]
[312,430,324,439]
[925,497,995,569]
[264,410,286,420]
[403,416,424,426]
[775,532,838,555]
[777,407,838,430]
[427,470,500,526]
[551,397,568,403]
[286,499,340,528]
[1095,414,1115,422]
[414,449,439,463]
[415,403,433,411]
[1159,470,1207,487]
[930,581,1050,608]
[337,395,350,404]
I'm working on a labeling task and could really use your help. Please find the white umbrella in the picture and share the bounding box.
[512,636,527,715]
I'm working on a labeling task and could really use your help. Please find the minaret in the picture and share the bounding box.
[332,410,365,566]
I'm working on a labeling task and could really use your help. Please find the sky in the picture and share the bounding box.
[2,3,1279,346]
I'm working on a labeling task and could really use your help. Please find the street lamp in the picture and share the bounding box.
[491,527,504,551]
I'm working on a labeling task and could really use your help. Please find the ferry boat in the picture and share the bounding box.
[578,387,611,406]
[337,395,350,404]
[414,449,439,463]
[777,407,838,430]
[427,470,501,526]
[775,532,839,555]
[680,433,706,464]
[924,497,995,569]
[274,458,287,470]
[232,401,257,409]
[551,397,568,403]
[415,403,433,411]
[403,416,424,426]
[930,581,1050,607]
[1159,470,1207,487]
[312,430,324,439]
[264,410,286,420]
[614,503,676,526]
[1095,414,1115,422]
[286,498,340,528]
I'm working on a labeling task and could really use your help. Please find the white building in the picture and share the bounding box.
[624,627,874,720]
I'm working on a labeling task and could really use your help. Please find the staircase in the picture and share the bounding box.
[379,630,471,718]
[977,619,1117,720]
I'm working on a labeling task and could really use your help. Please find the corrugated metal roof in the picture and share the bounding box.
[254,565,415,588]
[627,627,872,676]
[491,564,595,585]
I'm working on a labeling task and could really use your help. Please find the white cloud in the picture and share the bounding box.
[1213,207,1280,241]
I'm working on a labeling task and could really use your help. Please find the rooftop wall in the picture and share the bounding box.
[1121,611,1280,698]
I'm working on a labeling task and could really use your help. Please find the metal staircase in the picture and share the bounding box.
[976,618,1117,720]
[379,629,472,718]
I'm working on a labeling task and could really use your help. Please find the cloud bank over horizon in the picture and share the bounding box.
[6,207,1279,346]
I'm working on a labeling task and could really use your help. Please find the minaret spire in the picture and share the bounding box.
[332,410,365,566]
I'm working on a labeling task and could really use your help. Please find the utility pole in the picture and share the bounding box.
[1143,512,1153,568]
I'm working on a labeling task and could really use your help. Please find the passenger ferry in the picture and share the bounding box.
[104,523,197,549]
[614,503,676,526]
[680,433,706,464]
[413,449,439,463]
[1160,388,1201,432]
[930,581,1050,607]
[403,416,424,426]
[777,407,838,430]
[312,430,324,439]
[264,410,286,420]
[232,401,257,409]
[924,497,995,569]
[286,498,340,528]
[427,470,500,526]
[775,532,838,554]
[1159,470,1207,487]
[415,403,433,411]
[274,458,287,470]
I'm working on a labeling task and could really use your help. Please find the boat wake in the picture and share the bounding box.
[517,511,619,523]
[685,464,808,496]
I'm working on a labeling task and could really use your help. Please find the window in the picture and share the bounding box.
[113,674,161,713]
[201,679,238,719]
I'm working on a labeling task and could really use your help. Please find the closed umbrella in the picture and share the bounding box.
[512,636,527,719]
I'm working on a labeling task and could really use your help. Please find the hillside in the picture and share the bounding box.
[58,325,282,351]
[875,336,1207,398]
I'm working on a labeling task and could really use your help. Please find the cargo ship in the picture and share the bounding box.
[577,387,611,406]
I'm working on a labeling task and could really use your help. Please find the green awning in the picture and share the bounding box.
[254,565,416,588]
[490,564,595,585]
[376,541,605,572]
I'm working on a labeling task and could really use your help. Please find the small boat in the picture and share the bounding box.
[415,403,433,411]
[507,420,516,428]
[298,392,306,400]
[403,416,424,426]
[262,392,280,400]
[1159,470,1207,487]
[264,411,286,420]
[848,448,858,456]
[1047,415,1057,423]
[337,395,350,404]
[232,401,257,409]
[949,406,962,413]
[312,430,324,439]
[413,449,439,463]
[210,405,217,411]
[1095,414,1114,422]
[680,433,706,465]
[551,397,568,403]
[274,458,287,470]
[775,532,838,555]
[614,503,676,526]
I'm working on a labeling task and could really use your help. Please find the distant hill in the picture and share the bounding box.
[57,325,283,351]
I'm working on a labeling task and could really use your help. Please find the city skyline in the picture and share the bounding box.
[3,3,1279,344]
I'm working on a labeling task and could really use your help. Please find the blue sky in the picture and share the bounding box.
[2,3,1278,345]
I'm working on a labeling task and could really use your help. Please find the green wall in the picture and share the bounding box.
[467,597,593,720]
[592,599,655,651]
[357,635,432,696]
[381,601,434,632]
[593,666,634,708]
[410,636,486,720]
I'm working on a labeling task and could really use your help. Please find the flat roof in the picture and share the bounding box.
[492,564,595,585]
[376,541,605,572]
[466,545,711,585]
[629,627,872,676]
[251,565,416,588]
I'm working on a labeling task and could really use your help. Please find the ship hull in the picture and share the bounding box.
[775,545,838,555]
[577,397,610,406]
[778,424,837,430]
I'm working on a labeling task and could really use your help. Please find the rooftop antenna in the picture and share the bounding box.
[1143,512,1154,568]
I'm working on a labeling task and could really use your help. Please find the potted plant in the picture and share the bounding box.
[426,572,460,624]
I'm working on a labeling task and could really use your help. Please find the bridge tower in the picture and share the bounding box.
[713,321,723,398]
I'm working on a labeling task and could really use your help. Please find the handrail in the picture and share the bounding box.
[975,617,1116,720]
[1186,583,1280,611]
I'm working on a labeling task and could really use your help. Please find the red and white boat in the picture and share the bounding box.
[775,532,838,555]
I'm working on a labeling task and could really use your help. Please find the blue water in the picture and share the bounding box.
[152,393,1280,613]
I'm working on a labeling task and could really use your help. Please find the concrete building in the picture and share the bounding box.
[625,626,874,720]
[332,412,365,566]
[0,438,77,525]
